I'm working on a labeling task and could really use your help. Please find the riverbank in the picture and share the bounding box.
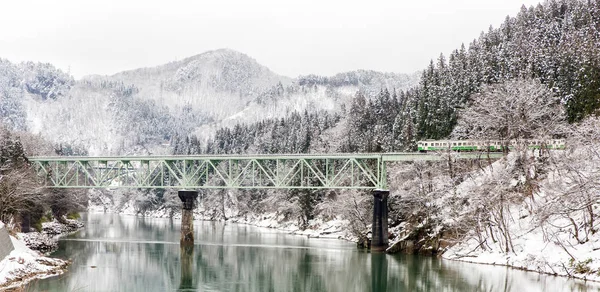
[440,142,600,283]
[20,219,84,253]
[442,191,600,283]
[0,219,84,290]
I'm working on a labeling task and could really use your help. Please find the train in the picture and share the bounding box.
[417,139,566,152]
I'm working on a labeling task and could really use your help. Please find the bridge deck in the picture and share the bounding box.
[29,152,504,189]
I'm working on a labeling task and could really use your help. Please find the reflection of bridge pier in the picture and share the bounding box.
[179,190,198,245]
[179,245,194,290]
[371,252,388,291]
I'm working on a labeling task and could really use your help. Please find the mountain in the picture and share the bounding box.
[107,48,292,119]
[0,49,419,155]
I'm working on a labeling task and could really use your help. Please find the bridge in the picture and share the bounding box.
[29,152,502,190]
[29,152,503,251]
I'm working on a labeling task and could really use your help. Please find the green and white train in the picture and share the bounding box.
[417,139,566,152]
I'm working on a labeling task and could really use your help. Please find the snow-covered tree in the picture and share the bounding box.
[453,79,567,143]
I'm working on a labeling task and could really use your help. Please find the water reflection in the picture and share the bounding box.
[179,245,194,291]
[371,252,388,291]
[28,214,600,292]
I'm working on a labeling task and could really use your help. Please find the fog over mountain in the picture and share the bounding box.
[0,49,419,155]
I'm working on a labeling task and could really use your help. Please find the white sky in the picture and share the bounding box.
[0,0,542,79]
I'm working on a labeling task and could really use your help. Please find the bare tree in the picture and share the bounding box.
[537,116,600,248]
[0,162,45,226]
[445,79,571,255]
[0,132,46,229]
[453,79,568,144]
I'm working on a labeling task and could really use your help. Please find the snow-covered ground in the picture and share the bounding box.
[443,192,600,282]
[0,228,69,289]
[18,219,85,253]
[443,136,600,282]
[0,219,84,289]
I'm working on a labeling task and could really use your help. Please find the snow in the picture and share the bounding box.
[0,219,84,288]
[0,234,69,289]
[442,136,600,282]
[231,213,352,240]
[443,192,600,281]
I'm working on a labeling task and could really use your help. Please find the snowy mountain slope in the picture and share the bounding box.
[1,49,419,155]
[220,70,420,127]
[106,48,291,120]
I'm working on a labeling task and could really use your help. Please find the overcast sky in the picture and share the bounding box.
[0,0,543,79]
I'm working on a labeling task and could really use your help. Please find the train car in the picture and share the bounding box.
[417,139,565,152]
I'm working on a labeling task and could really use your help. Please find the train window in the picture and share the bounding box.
[453,143,456,146]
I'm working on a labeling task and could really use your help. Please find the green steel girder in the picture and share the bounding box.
[29,152,503,189]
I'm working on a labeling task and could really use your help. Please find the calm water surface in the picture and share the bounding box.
[29,213,600,292]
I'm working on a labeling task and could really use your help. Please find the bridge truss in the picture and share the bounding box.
[29,153,502,190]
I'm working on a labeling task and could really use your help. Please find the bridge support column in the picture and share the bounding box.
[178,190,198,246]
[371,190,389,252]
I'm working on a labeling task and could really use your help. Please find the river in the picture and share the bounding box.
[27,213,599,292]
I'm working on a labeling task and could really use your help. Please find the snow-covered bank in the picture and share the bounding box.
[442,120,600,283]
[443,191,600,282]
[227,214,354,241]
[0,219,84,289]
[0,221,78,290]
[19,219,84,253]
[443,172,600,283]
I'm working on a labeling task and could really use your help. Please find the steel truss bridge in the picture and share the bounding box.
[29,153,502,190]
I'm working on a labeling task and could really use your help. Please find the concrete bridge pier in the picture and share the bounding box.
[371,190,389,252]
[178,190,198,246]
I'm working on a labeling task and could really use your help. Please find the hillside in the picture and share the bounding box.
[0,49,418,155]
